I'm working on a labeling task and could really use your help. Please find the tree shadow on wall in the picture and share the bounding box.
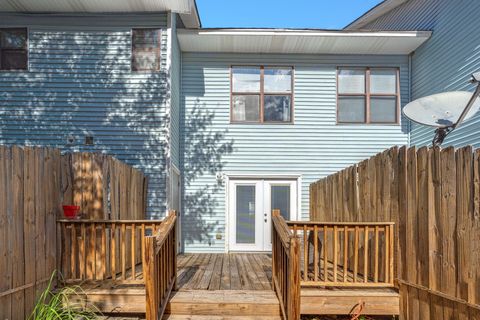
[0,29,170,218]
[181,101,233,250]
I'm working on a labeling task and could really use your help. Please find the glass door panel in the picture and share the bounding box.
[263,180,297,251]
[236,185,256,244]
[228,180,263,251]
[271,185,291,220]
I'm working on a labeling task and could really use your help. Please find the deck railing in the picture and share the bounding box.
[287,221,395,287]
[143,211,177,320]
[271,210,300,320]
[57,219,163,282]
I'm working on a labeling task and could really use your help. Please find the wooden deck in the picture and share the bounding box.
[76,253,280,318]
[73,252,399,318]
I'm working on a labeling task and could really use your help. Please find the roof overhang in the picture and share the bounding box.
[345,0,409,30]
[177,28,431,55]
[0,0,201,28]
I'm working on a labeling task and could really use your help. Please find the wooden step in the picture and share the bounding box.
[165,290,282,317]
[163,316,282,320]
[300,287,400,315]
[69,285,146,314]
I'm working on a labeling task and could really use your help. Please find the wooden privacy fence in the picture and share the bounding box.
[0,146,61,320]
[0,146,149,320]
[57,219,163,282]
[288,221,394,288]
[144,211,177,320]
[310,145,480,319]
[61,152,148,219]
[272,210,301,320]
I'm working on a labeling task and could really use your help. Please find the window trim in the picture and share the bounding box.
[0,27,29,72]
[336,67,400,125]
[131,28,162,73]
[230,65,295,124]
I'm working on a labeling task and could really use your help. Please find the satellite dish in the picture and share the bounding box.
[402,72,480,146]
[403,91,480,128]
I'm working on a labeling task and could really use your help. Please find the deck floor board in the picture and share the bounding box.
[177,253,272,291]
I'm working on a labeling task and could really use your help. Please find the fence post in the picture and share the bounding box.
[288,235,301,320]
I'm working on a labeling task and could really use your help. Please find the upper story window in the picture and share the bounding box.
[0,28,28,71]
[132,28,161,72]
[231,66,294,123]
[337,67,400,124]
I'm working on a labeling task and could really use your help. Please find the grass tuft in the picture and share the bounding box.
[29,271,100,320]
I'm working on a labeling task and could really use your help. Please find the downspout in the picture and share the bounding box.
[165,12,174,216]
[407,52,413,147]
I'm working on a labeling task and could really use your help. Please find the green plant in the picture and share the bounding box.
[29,271,99,320]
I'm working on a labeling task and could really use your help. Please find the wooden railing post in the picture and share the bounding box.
[144,236,157,320]
[272,209,280,281]
[271,210,301,320]
[142,211,177,320]
[169,210,178,291]
[288,235,301,320]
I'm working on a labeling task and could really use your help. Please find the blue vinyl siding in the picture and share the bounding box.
[181,53,410,252]
[0,13,169,218]
[361,0,480,147]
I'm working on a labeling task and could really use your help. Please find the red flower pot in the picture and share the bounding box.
[63,205,80,219]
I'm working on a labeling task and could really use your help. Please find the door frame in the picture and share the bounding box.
[224,173,302,252]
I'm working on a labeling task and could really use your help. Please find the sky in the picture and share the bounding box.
[196,0,384,29]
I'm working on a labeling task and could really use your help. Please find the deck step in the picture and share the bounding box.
[162,316,282,320]
[165,290,282,317]
[300,287,400,315]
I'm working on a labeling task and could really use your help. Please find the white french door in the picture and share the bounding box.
[228,179,298,252]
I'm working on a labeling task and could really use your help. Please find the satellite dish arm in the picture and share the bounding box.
[453,77,480,130]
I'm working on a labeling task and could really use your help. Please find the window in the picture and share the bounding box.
[0,28,28,71]
[337,68,399,124]
[231,66,293,123]
[132,28,161,72]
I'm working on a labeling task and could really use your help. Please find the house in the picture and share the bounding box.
[0,0,475,254]
[346,0,480,147]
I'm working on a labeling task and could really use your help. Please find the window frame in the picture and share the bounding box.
[131,28,162,73]
[230,65,295,124]
[336,67,400,125]
[0,27,29,72]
